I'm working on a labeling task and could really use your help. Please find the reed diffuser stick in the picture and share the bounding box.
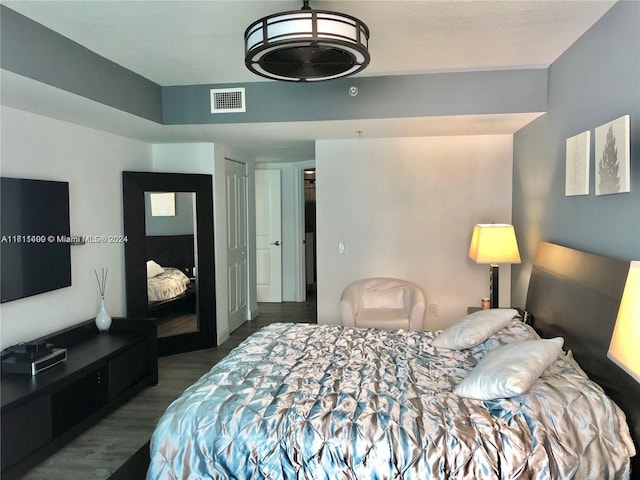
[94,267,108,297]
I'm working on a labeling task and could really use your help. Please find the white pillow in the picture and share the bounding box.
[454,337,564,400]
[361,287,405,309]
[432,308,518,350]
[146,260,165,278]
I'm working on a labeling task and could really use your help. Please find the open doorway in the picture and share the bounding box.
[304,168,316,303]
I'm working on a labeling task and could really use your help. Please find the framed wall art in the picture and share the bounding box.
[595,115,630,196]
[149,192,176,216]
[565,130,590,196]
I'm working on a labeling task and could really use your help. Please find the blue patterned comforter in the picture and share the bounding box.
[147,321,634,479]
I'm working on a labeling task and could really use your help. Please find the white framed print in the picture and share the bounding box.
[149,192,176,216]
[565,130,590,196]
[595,115,630,196]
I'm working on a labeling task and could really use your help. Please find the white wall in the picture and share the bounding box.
[0,106,151,349]
[0,109,514,346]
[316,135,514,330]
[152,143,221,344]
[0,120,254,350]
[152,143,256,344]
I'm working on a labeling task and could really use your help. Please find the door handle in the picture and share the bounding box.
[270,241,280,246]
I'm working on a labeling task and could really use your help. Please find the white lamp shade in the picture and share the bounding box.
[608,261,640,383]
[468,224,521,264]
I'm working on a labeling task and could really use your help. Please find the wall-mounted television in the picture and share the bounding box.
[1,177,72,303]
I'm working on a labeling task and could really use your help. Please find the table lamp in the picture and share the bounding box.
[607,261,640,383]
[468,224,521,308]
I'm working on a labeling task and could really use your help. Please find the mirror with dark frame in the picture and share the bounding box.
[145,191,198,338]
[123,171,216,356]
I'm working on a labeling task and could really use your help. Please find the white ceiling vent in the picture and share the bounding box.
[210,88,246,113]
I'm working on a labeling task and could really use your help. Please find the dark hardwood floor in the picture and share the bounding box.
[19,301,316,480]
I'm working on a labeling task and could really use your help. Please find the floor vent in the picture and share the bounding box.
[210,88,246,113]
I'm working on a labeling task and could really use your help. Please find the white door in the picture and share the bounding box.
[226,160,248,331]
[255,169,282,302]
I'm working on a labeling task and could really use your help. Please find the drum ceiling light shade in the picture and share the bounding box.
[244,1,370,82]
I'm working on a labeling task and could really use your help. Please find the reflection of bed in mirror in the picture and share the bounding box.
[145,234,197,338]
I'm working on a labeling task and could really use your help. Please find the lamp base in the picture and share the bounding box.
[489,264,499,308]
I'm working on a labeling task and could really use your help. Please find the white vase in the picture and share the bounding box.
[95,297,112,332]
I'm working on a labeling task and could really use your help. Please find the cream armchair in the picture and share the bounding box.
[340,277,426,330]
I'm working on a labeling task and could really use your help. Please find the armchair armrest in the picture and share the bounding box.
[340,285,361,328]
[405,285,427,330]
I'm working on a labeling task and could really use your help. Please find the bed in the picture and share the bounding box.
[147,264,191,303]
[146,242,639,479]
[145,235,196,311]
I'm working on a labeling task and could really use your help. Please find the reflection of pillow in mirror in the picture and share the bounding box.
[432,308,518,350]
[361,287,405,309]
[454,337,564,400]
[147,260,165,278]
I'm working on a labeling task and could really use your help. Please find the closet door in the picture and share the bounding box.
[226,160,249,331]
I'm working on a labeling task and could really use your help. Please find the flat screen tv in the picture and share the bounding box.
[1,177,72,303]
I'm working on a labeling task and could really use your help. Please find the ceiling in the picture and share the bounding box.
[1,0,617,161]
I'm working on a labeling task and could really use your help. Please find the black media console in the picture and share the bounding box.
[0,317,158,479]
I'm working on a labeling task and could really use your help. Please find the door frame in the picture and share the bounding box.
[256,161,313,303]
[293,160,315,301]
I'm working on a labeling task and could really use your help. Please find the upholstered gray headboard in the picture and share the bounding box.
[525,241,639,476]
[146,234,195,276]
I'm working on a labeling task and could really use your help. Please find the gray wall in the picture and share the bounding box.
[511,0,640,307]
[144,192,196,236]
[162,69,547,125]
[1,5,547,129]
[0,5,162,122]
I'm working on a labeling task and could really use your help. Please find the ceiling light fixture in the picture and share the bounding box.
[244,0,370,82]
